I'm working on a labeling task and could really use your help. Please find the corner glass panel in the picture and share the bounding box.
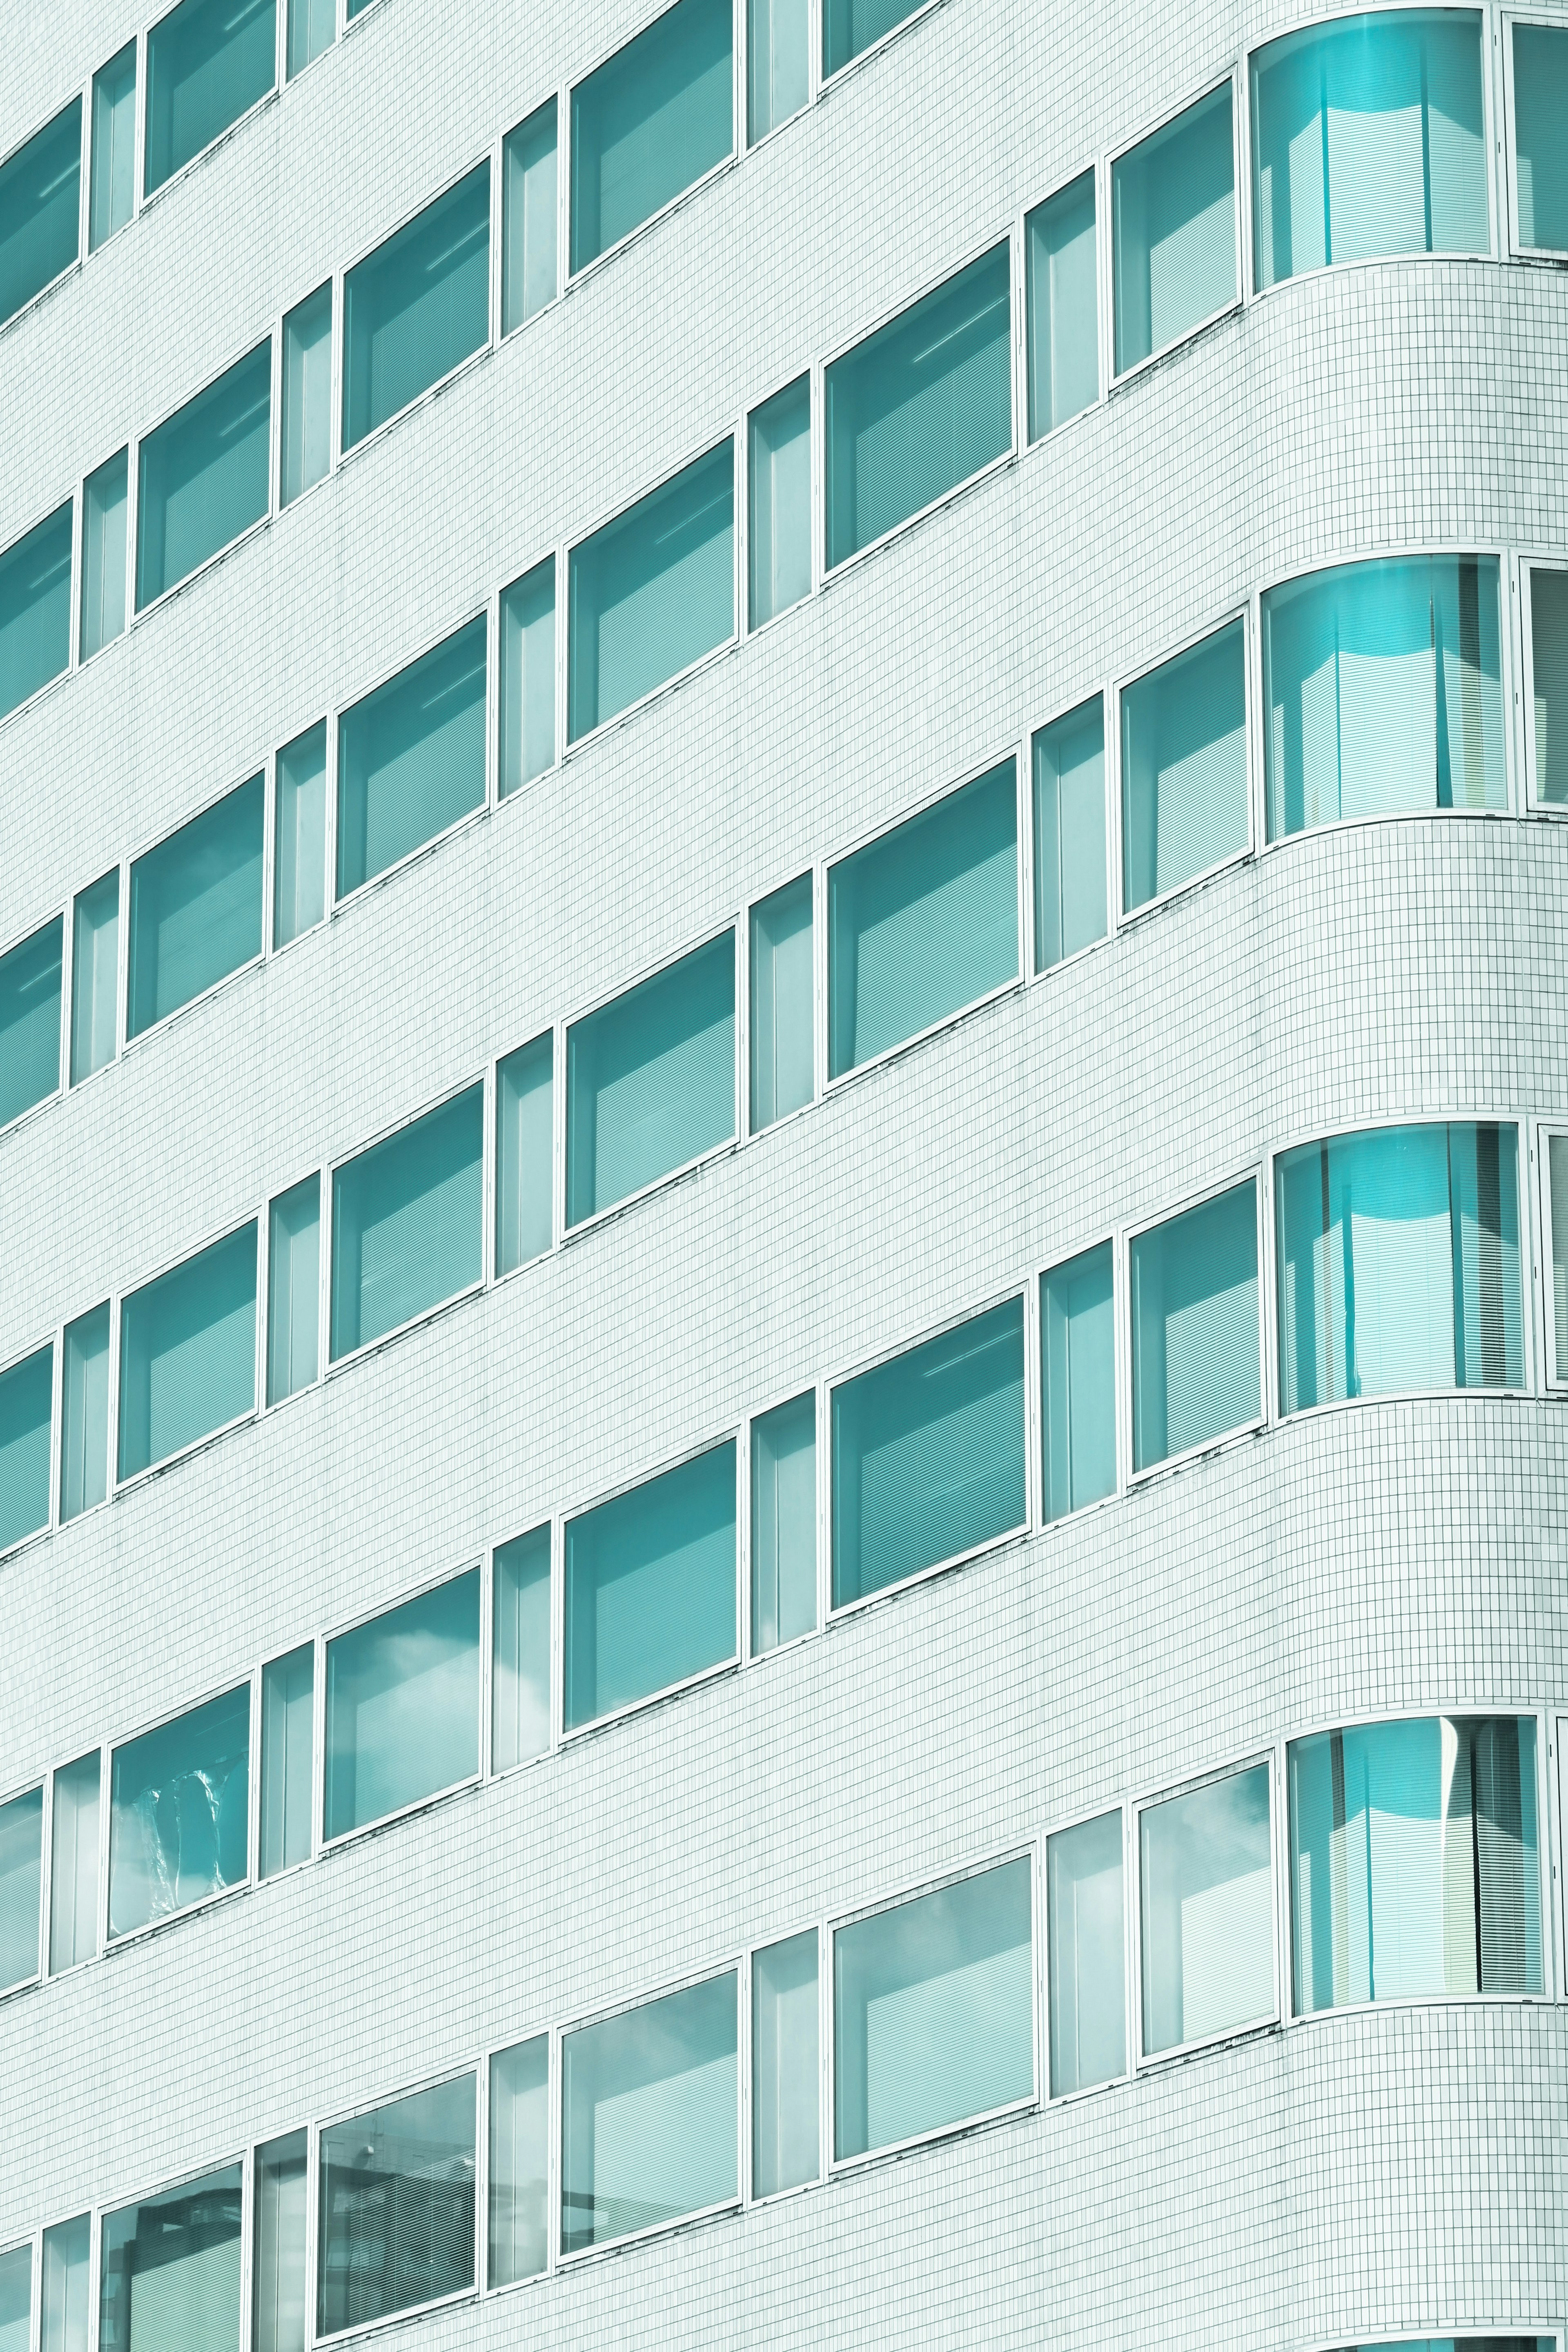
[561,1973,738,2251]
[749,874,813,1130]
[318,2078,476,2335]
[118,1222,258,1479]
[267,1174,320,1404]
[502,102,557,332]
[752,1930,819,2194]
[566,933,734,1223]
[499,559,556,797]
[492,1526,550,1771]
[100,2164,243,2352]
[496,1033,553,1274]
[128,773,265,1036]
[567,441,735,740]
[48,1749,100,1974]
[0,501,73,722]
[108,1682,250,1938]
[750,1391,816,1655]
[1113,83,1236,373]
[330,1086,483,1358]
[748,0,808,140]
[136,343,272,608]
[1530,568,1568,806]
[59,1304,111,1522]
[1033,698,1106,970]
[336,617,487,896]
[0,1343,52,1551]
[287,0,334,78]
[260,1644,314,1877]
[70,871,119,1085]
[0,2245,29,2352]
[41,2217,90,2352]
[488,2037,548,2286]
[748,375,811,627]
[1121,619,1247,910]
[273,720,327,947]
[281,281,332,507]
[1515,23,1568,251]
[1140,1764,1272,2054]
[570,0,733,271]
[823,0,920,77]
[1026,170,1098,438]
[0,100,81,329]
[0,1786,42,1991]
[1130,1180,1259,1471]
[145,0,275,192]
[0,914,62,1129]
[90,47,136,250]
[341,164,490,449]
[324,1570,481,1839]
[253,2132,307,2352]
[1047,1810,1125,2095]
[81,449,129,662]
[564,1442,736,1728]
[1040,1243,1116,1522]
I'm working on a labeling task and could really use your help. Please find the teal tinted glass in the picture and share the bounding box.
[833,1860,1033,2158]
[750,1390,816,1654]
[1113,84,1236,372]
[336,617,487,895]
[109,1683,250,1937]
[748,0,808,139]
[287,0,334,76]
[1130,1181,1259,1470]
[60,1303,110,1521]
[748,873,813,1130]
[1040,1243,1116,1521]
[0,501,73,721]
[0,1786,42,1991]
[1140,1765,1273,2052]
[1026,169,1098,438]
[825,244,1011,567]
[492,1527,550,1771]
[100,2165,243,2352]
[260,1644,314,1875]
[828,761,1017,1077]
[41,2218,89,2352]
[1033,699,1106,970]
[145,0,275,191]
[81,448,129,661]
[499,559,555,796]
[823,0,920,76]
[568,441,734,739]
[502,102,557,332]
[496,1032,552,1274]
[253,2132,307,2352]
[570,0,732,270]
[281,281,332,506]
[1120,619,1247,910]
[119,1224,257,1477]
[129,773,265,1036]
[564,1442,736,1727]
[267,1176,320,1404]
[325,1570,480,1838]
[752,1931,818,2194]
[1047,1811,1125,2094]
[0,2243,29,2352]
[748,375,811,628]
[318,2078,476,2335]
[90,47,136,250]
[832,1297,1026,1606]
[566,934,734,1223]
[1515,24,1568,250]
[489,2037,548,2285]
[561,1973,737,2251]
[274,721,327,944]
[0,99,80,328]
[137,343,271,608]
[0,1345,53,1553]
[0,915,62,1128]
[342,164,490,448]
[1532,570,1568,806]
[330,1086,482,1357]
[70,871,119,1085]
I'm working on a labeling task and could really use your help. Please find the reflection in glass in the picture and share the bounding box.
[109,1684,250,1938]
[1130,1181,1259,1470]
[1047,1811,1125,2094]
[489,2037,548,2286]
[318,2078,476,2336]
[753,1931,818,2194]
[99,2164,243,2352]
[565,1445,736,1728]
[561,1974,737,2251]
[1140,1765,1273,2054]
[325,1572,480,1839]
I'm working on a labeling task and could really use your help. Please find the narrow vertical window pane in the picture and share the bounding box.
[136,343,272,608]
[748,375,811,627]
[342,165,490,449]
[109,1684,250,1938]
[1047,1811,1125,2095]
[330,1087,483,1357]
[90,45,136,250]
[281,281,332,507]
[273,720,327,947]
[253,2131,307,2352]
[748,0,808,140]
[496,1034,553,1274]
[1515,24,1568,250]
[570,0,733,271]
[1113,84,1236,373]
[267,1175,321,1403]
[492,1526,550,1771]
[751,1392,816,1655]
[1026,170,1098,438]
[567,442,735,740]
[1121,619,1247,910]
[1040,1243,1116,1521]
[48,1750,100,1974]
[41,2217,90,2352]
[752,1930,819,2194]
[100,2163,243,2352]
[502,103,557,332]
[561,1974,738,2251]
[0,1786,42,1991]
[823,0,920,77]
[1551,1133,1568,1381]
[0,1344,52,1551]
[564,1442,736,1728]
[128,774,265,1035]
[1033,699,1106,970]
[566,934,735,1224]
[488,2037,548,2286]
[1531,569,1568,806]
[260,1644,314,1877]
[318,2078,476,2335]
[118,1223,258,1479]
[0,100,81,329]
[145,0,276,192]
[749,875,813,1130]
[59,1303,110,1523]
[287,0,334,78]
[0,2245,30,2352]
[1130,1181,1259,1471]
[0,914,62,1128]
[1140,1765,1273,2054]
[324,1571,480,1839]
[499,560,556,797]
[0,501,73,722]
[336,618,487,896]
[80,449,129,662]
[70,871,118,1084]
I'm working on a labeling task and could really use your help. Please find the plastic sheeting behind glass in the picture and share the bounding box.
[267,1175,320,1403]
[145,0,275,193]
[565,1443,736,1727]
[496,1033,553,1272]
[0,100,80,330]
[109,1683,250,1938]
[336,618,487,895]
[253,2132,307,2352]
[751,1391,816,1654]
[1515,23,1568,251]
[330,1086,482,1357]
[136,343,271,608]
[1140,1764,1273,2054]
[570,0,732,270]
[0,1343,51,1551]
[568,442,735,739]
[1530,568,1568,805]
[0,1786,42,1991]
[317,2076,476,2336]
[499,560,556,796]
[749,874,813,1129]
[128,774,264,1036]
[59,1303,109,1521]
[48,1750,100,1973]
[324,1570,480,1838]
[260,1644,314,1876]
[1114,84,1235,372]
[40,2216,89,2352]
[118,1222,258,1478]
[0,501,73,722]
[1121,619,1247,909]
[1131,1180,1259,1470]
[281,282,332,506]
[748,0,808,140]
[90,46,136,250]
[274,721,327,946]
[489,2036,548,2285]
[1040,1243,1115,1522]
[566,933,734,1222]
[1027,170,1098,438]
[753,1930,819,2193]
[1033,698,1106,970]
[0,916,62,1130]
[561,1973,737,2251]
[748,376,811,627]
[1047,1811,1125,2094]
[492,1527,550,1770]
[342,164,489,449]
[503,103,557,331]
[100,2163,242,2352]
[80,449,129,661]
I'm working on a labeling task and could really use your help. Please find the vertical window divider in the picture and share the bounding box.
[323,691,341,911]
[480,1040,497,1292]
[1500,545,1523,815]
[1245,585,1267,852]
[1094,148,1114,415]
[1511,552,1532,810]
[553,87,569,309]
[255,1176,274,1411]
[314,1158,330,1399]
[1551,1710,1568,2001]
[66,477,85,682]
[245,1662,265,1908]
[261,739,278,962]
[737,1941,753,2206]
[1486,1,1506,263]
[487,133,503,352]
[111,859,129,1063]
[267,308,285,524]
[1511,1113,1538,1394]
[1270,1731,1292,2025]
[47,1312,67,1539]
[85,2207,102,2352]
[810,857,827,1127]
[1020,1256,1044,1536]
[1258,1140,1282,1428]
[472,2037,490,2302]
[477,1532,496,1783]
[105,1293,123,1498]
[813,1915,828,2181]
[550,543,567,775]
[812,1377,829,1632]
[75,70,93,265]
[36,1763,55,1988]
[729,913,746,1160]
[132,29,148,216]
[1011,730,1033,1005]
[548,1020,565,1252]
[548,1513,565,1755]
[736,405,754,637]
[545,2020,564,2274]
[737,1403,754,1664]
[1029,1835,1045,2107]
[308,1633,327,1867]
[1105,671,1126,933]
[303,2118,322,2345]
[237,2143,256,2352]
[327,265,345,477]
[1009,197,1029,468]
[484,586,500,813]
[809,358,826,595]
[732,0,746,170]
[123,425,142,642]
[93,1735,112,1959]
[1111,1220,1133,1505]
[1236,41,1259,302]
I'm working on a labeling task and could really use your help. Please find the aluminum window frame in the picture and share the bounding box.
[118,760,271,1054]
[45,1743,109,1981]
[479,2016,555,2297]
[742,1914,826,2205]
[258,1156,329,1417]
[818,0,943,94]
[490,546,564,801]
[0,87,87,342]
[137,0,282,209]
[739,363,820,641]
[1532,1116,1568,1390]
[1301,2330,1567,2352]
[739,1376,827,1664]
[741,0,822,148]
[1107,61,1244,390]
[483,1517,558,1782]
[488,1021,562,1281]
[96,2144,252,2352]
[129,322,278,621]
[111,1209,262,1494]
[0,1331,58,1564]
[1014,153,1106,454]
[1023,683,1113,982]
[102,1665,259,1951]
[0,1772,47,2005]
[1040,1794,1134,2105]
[0,486,78,733]
[1129,1742,1281,2071]
[1504,3,1568,255]
[0,903,67,1141]
[1109,596,1257,926]
[742,860,822,1143]
[309,2058,481,2345]
[494,89,568,347]
[1036,1226,1125,1527]
[316,1559,486,1853]
[1516,551,1568,812]
[1120,1160,1268,1487]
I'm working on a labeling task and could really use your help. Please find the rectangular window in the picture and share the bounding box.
[492,1526,550,1771]
[748,376,811,627]
[342,164,490,450]
[565,1442,736,1729]
[252,2131,307,2352]
[829,760,1018,1077]
[59,1303,110,1522]
[273,720,327,947]
[90,46,136,250]
[752,1929,819,2194]
[0,100,80,330]
[499,559,556,797]
[267,1174,320,1403]
[128,774,265,1036]
[495,1033,552,1274]
[0,1786,42,1992]
[1515,22,1568,252]
[1113,84,1236,373]
[748,0,808,140]
[109,1683,250,1938]
[0,1344,52,1552]
[570,0,733,272]
[281,281,332,506]
[40,2218,89,2352]
[502,102,557,332]
[145,0,275,192]
[561,1973,738,2252]
[833,1860,1034,2159]
[100,2164,243,2352]
[1033,698,1106,970]
[489,2036,548,2286]
[0,501,73,722]
[1529,567,1568,806]
[1047,1810,1125,2095]
[0,2244,29,2352]
[1140,1763,1273,2055]
[260,1644,314,1877]
[566,933,734,1224]
[330,1086,482,1358]
[751,1391,816,1655]
[47,1750,100,1974]
[823,0,920,77]
[749,875,813,1129]
[318,2077,476,2335]
[0,915,62,1129]
[825,244,1011,568]
[1026,170,1098,439]
[118,1222,258,1479]
[1550,1133,1568,1386]
[336,617,487,896]
[136,343,272,609]
[324,1570,480,1840]
[832,1297,1026,1607]
[1120,618,1247,911]
[1040,1243,1116,1522]
[1130,1180,1259,1472]
[80,448,129,662]
[69,871,119,1085]
[287,0,334,77]
[568,441,735,740]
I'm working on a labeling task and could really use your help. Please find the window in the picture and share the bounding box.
[259,1644,313,1875]
[48,1750,100,1974]
[1033,698,1107,970]
[0,915,62,1129]
[1113,85,1236,374]
[751,1392,817,1654]
[564,1443,736,1728]
[118,1222,258,1479]
[1253,10,1487,290]
[568,441,735,739]
[495,1033,553,1274]
[342,165,490,449]
[59,1303,110,1521]
[108,1683,250,1938]
[0,501,73,722]
[1139,1763,1273,2055]
[1276,1123,1521,1409]
[1527,565,1568,806]
[1040,1243,1115,1522]
[492,1526,550,1770]
[273,720,327,947]
[330,1087,483,1357]
[287,0,334,78]
[128,774,265,1036]
[753,1929,819,2194]
[0,1345,51,1552]
[267,1174,320,1402]
[1130,1180,1259,1472]
[145,0,275,193]
[832,1297,1026,1607]
[91,46,137,250]
[561,1973,738,2252]
[499,559,556,797]
[40,2218,89,2352]
[502,102,557,332]
[281,281,332,506]
[80,449,129,661]
[825,245,1011,567]
[1514,21,1568,252]
[748,0,808,140]
[570,0,733,272]
[137,343,272,608]
[833,1860,1034,2160]
[336,617,487,896]
[566,933,734,1223]
[70,871,119,1085]
[1547,1132,1568,1388]
[1120,619,1247,910]
[324,1571,480,1839]
[253,2132,307,2352]
[824,0,921,77]
[318,2077,476,2335]
[1047,1811,1125,2095]
[748,376,811,626]
[489,2037,548,2285]
[0,100,80,330]
[1026,171,1098,438]
[0,1786,42,1992]
[0,2245,28,2352]
[100,2164,243,2352]
[828,761,1018,1077]
[749,875,813,1129]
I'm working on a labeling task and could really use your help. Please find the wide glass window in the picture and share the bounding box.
[561,1973,738,2252]
[109,1683,250,1938]
[1529,567,1568,806]
[832,1297,1026,1607]
[833,1860,1034,2159]
[499,559,555,797]
[748,376,811,627]
[81,448,129,662]
[566,933,734,1223]
[749,875,813,1130]
[318,2077,476,2335]
[48,1749,100,1974]
[751,1391,817,1655]
[1033,699,1107,971]
[1515,23,1568,252]
[100,2165,243,2352]
[1276,1123,1522,1410]
[0,916,62,1130]
[749,0,808,141]
[267,1174,320,1404]
[1114,85,1236,373]
[825,245,1011,568]
[253,2132,307,2352]
[118,1223,258,1479]
[0,1786,42,1991]
[824,0,920,77]
[145,0,274,193]
[1040,1243,1116,1522]
[342,165,490,449]
[503,102,557,332]
[281,281,332,507]
[570,0,733,272]
[0,1345,51,1553]
[324,1571,480,1840]
[1121,619,1247,911]
[564,1442,736,1728]
[274,721,327,945]
[568,442,735,740]
[495,1032,553,1274]
[336,617,487,896]
[0,2243,28,2352]
[489,2036,548,2285]
[137,343,272,609]
[128,775,264,1036]
[259,1644,313,1876]
[0,501,73,722]
[91,47,137,251]
[828,761,1018,1077]
[330,1086,483,1358]
[1140,1763,1273,2055]
[1131,1180,1259,1472]
[753,1930,819,2194]
[1027,171,1098,439]
[70,871,118,1085]
[1253,10,1487,290]
[1047,1811,1125,2095]
[0,100,80,329]
[492,1526,550,1771]
[60,1303,110,1521]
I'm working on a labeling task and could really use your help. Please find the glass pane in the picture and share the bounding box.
[1516,23,1568,249]
[128,774,265,1036]
[751,1391,816,1654]
[60,1304,110,1521]
[267,1174,321,1403]
[0,100,80,329]
[281,281,332,506]
[81,448,129,662]
[90,45,136,250]
[70,871,119,1084]
[1027,170,1097,438]
[137,343,272,608]
[100,2163,242,2352]
[260,1644,314,1876]
[1033,698,1106,970]
[145,0,275,191]
[833,1859,1033,2158]
[566,933,734,1223]
[330,1086,482,1357]
[748,376,811,626]
[0,914,62,1128]
[109,1683,250,1938]
[342,164,490,449]
[118,1222,258,1479]
[1047,1810,1125,2094]
[1253,11,1487,288]
[749,874,813,1129]
[564,1442,736,1728]
[570,0,733,270]
[832,1296,1026,1606]
[496,1033,553,1273]
[503,102,557,332]
[41,2216,90,2352]
[0,1786,42,1991]
[273,720,327,947]
[324,1570,480,1839]
[1114,84,1235,372]
[489,2036,548,2285]
[825,244,1011,567]
[0,501,73,722]
[1532,569,1568,806]
[1040,1243,1115,1521]
[253,2131,307,2352]
[567,441,735,740]
[748,0,808,140]
[1291,1715,1541,2013]
[499,559,556,797]
[1140,1764,1272,2054]
[752,1930,818,2193]
[829,760,1018,1076]
[823,0,919,76]
[336,617,487,896]
[318,2076,476,2334]
[287,0,334,78]
[0,2245,29,2352]
[1552,1134,1568,1381]
[1130,1181,1259,1470]
[48,1749,100,1973]
[1121,619,1247,909]
[0,1344,51,1551]
[561,1973,737,2251]
[492,1526,550,1770]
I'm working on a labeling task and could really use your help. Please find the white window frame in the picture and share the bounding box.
[1025,686,1113,981]
[101,1668,259,1952]
[740,1377,824,1664]
[0,905,67,1143]
[111,1212,262,1494]
[138,0,281,211]
[0,85,87,342]
[118,765,270,1055]
[316,1561,485,1853]
[1517,552,1568,811]
[1534,1118,1568,1390]
[1120,1163,1267,1486]
[0,1774,46,2002]
[740,366,818,639]
[1107,64,1243,389]
[743,1916,825,2203]
[1501,4,1568,256]
[1110,599,1256,927]
[1130,1745,1281,2071]
[321,1073,488,1372]
[492,549,564,804]
[1036,1230,1123,1529]
[742,861,820,1140]
[0,487,78,732]
[480,2021,554,2297]
[483,1516,556,1781]
[818,0,941,94]
[494,91,566,347]
[1040,1797,1134,2104]
[741,0,820,149]
[129,326,278,624]
[1016,157,1104,453]
[310,2061,481,2345]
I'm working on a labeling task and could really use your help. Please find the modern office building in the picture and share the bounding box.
[2,0,1568,2345]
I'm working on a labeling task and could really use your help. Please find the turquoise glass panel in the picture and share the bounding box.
[492,1527,550,1771]
[1515,24,1568,250]
[0,2243,29,2352]
[1047,1811,1125,2094]
[502,102,557,331]
[752,1931,819,2194]
[564,1442,736,1727]
[499,559,555,796]
[0,1345,53,1553]
[1120,620,1247,909]
[749,874,813,1129]
[1113,85,1236,372]
[748,0,808,139]
[81,448,129,660]
[60,1303,110,1521]
[137,343,271,608]
[1040,1243,1116,1521]
[570,0,732,270]
[823,0,920,76]
[496,1032,552,1274]
[325,1570,480,1837]
[145,0,275,192]
[100,2165,242,2352]
[260,1644,313,1875]
[109,1684,250,1937]
[41,2218,89,2352]
[281,281,332,506]
[330,1087,482,1356]
[561,1973,737,2250]
[342,164,489,448]
[0,914,62,1128]
[253,2133,307,2352]
[0,100,80,327]
[1130,1181,1259,1470]
[336,617,486,894]
[1140,1765,1273,2052]
[1033,698,1106,970]
[287,0,334,76]
[1532,570,1568,806]
[0,1786,42,1991]
[750,1392,816,1655]
[748,375,811,628]
[1026,169,1098,437]
[129,774,264,1036]
[90,48,136,250]
[489,2037,548,2286]
[118,1223,258,1478]
[568,442,734,739]
[0,501,73,722]
[566,934,733,1223]
[318,2079,475,2335]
